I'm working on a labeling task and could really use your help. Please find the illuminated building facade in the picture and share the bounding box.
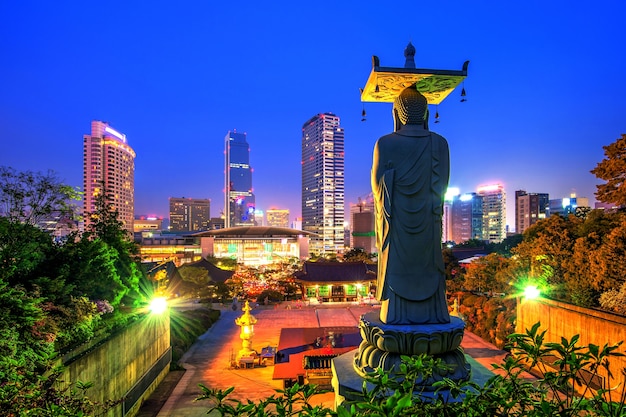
[295,261,376,303]
[225,131,255,228]
[548,193,590,217]
[515,190,549,234]
[134,216,163,233]
[349,196,375,253]
[301,113,345,255]
[267,209,290,228]
[477,184,506,243]
[194,226,311,267]
[450,192,484,244]
[83,120,135,233]
[169,197,210,232]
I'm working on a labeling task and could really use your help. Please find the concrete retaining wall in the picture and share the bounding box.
[58,312,171,417]
[516,297,626,390]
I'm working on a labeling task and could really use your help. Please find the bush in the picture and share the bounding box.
[170,308,220,364]
[255,290,284,304]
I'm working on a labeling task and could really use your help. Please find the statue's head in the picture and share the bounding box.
[393,85,428,128]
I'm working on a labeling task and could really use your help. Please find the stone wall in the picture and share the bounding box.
[516,297,626,390]
[58,312,171,417]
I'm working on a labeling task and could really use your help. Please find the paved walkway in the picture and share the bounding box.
[137,302,520,417]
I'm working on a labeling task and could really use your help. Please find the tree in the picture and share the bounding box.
[462,253,511,294]
[0,166,80,225]
[591,133,626,206]
[83,191,143,307]
[178,266,211,298]
[343,247,375,263]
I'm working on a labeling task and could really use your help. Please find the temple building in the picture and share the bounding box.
[294,261,376,303]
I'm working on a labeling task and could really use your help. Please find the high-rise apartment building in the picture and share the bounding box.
[225,131,255,228]
[83,120,135,233]
[266,209,290,228]
[477,184,506,243]
[169,197,210,232]
[515,190,549,234]
[301,113,345,255]
[450,192,484,244]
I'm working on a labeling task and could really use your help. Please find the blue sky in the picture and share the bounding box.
[1,1,625,231]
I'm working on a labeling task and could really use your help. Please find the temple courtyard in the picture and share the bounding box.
[137,302,515,417]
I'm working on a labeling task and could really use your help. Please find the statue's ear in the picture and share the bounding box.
[423,108,429,130]
[393,108,401,132]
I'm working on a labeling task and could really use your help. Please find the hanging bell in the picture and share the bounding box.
[361,108,367,122]
[434,107,440,123]
[460,84,467,102]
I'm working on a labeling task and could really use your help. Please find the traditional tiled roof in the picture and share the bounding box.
[272,326,361,380]
[294,261,376,283]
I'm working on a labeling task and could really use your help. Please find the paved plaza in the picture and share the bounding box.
[137,302,515,417]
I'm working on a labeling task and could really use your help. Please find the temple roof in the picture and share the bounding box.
[294,261,376,283]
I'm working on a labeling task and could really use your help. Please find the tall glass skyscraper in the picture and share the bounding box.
[83,120,135,233]
[225,131,255,228]
[301,113,345,255]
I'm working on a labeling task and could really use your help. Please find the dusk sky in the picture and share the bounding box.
[1,1,625,231]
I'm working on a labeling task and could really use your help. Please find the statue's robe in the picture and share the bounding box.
[371,127,450,324]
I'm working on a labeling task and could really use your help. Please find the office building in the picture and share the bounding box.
[515,190,549,234]
[169,197,210,232]
[134,216,164,233]
[225,131,255,227]
[450,192,484,244]
[267,209,290,228]
[301,113,345,255]
[548,193,590,217]
[83,120,135,233]
[477,184,506,243]
[349,195,375,253]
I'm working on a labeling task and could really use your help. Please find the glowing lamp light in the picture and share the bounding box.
[524,285,540,300]
[149,297,168,314]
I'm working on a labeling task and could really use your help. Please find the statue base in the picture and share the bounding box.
[332,313,471,409]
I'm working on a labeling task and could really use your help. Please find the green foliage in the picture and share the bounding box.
[205,255,238,270]
[255,289,284,303]
[170,308,220,364]
[196,323,626,417]
[0,166,81,226]
[343,247,375,263]
[178,266,211,298]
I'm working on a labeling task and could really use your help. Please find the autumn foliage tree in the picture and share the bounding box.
[591,133,626,206]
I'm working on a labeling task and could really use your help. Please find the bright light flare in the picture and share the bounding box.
[149,297,168,314]
[524,285,540,300]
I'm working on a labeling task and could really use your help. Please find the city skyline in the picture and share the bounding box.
[1,2,625,232]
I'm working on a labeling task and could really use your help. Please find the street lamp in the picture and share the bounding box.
[235,300,258,361]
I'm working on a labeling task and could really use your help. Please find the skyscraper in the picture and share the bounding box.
[301,113,345,255]
[350,195,375,253]
[83,120,135,233]
[169,197,210,232]
[515,190,549,234]
[450,192,484,244]
[477,184,507,243]
[224,131,255,228]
